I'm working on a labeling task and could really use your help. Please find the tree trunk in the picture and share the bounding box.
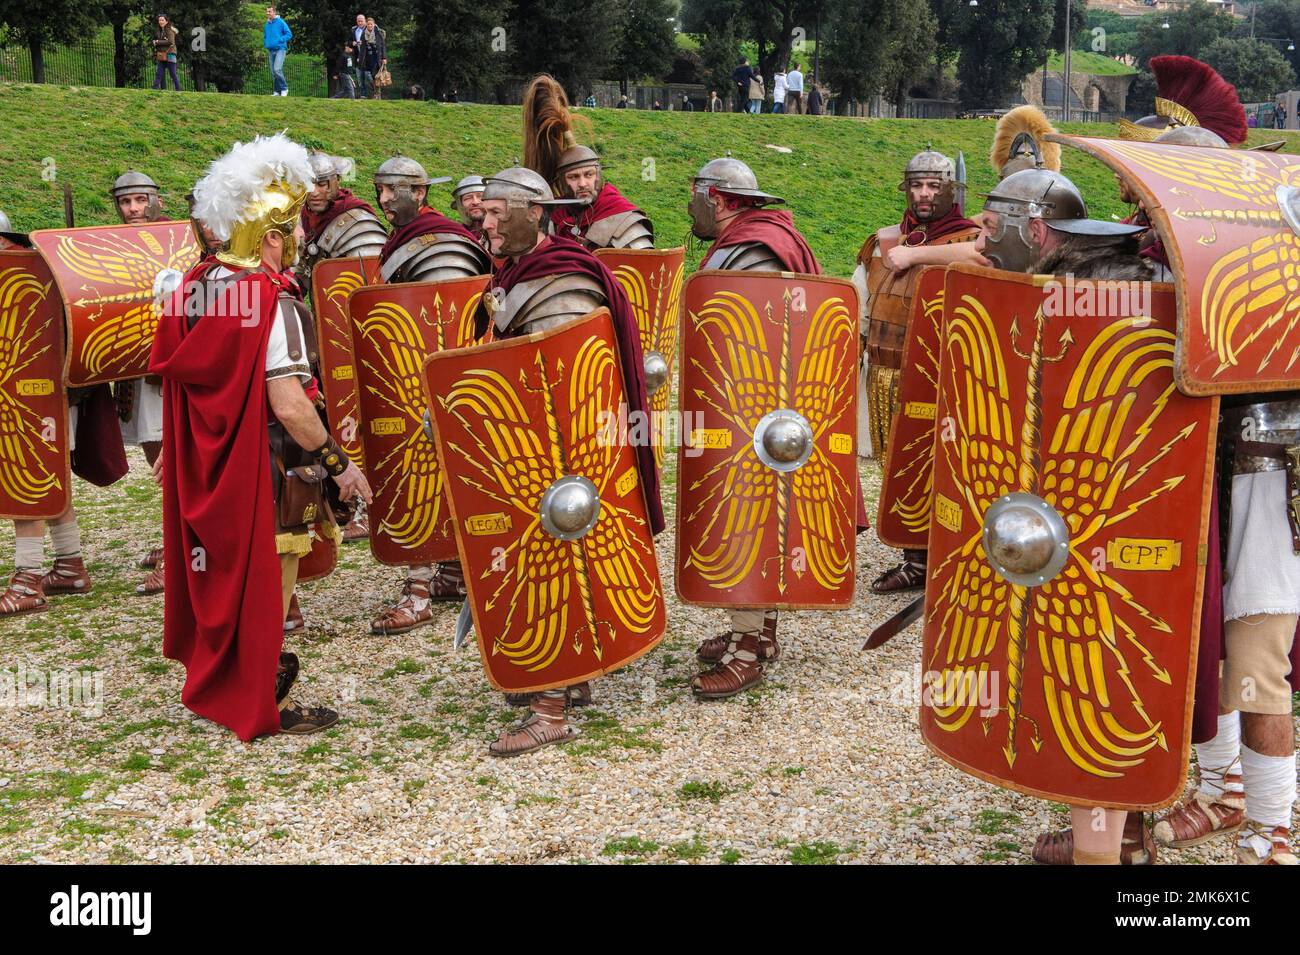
[28,35,45,84]
[112,18,128,87]
[193,60,207,93]
[895,79,907,118]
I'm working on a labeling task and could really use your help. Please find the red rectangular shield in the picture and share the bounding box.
[310,255,380,468]
[594,246,686,470]
[30,221,198,386]
[423,309,666,692]
[0,249,71,519]
[876,265,945,550]
[922,264,1215,809]
[675,270,859,609]
[349,275,489,566]
[1053,135,1300,396]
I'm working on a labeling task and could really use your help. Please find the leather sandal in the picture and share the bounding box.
[41,555,93,596]
[342,506,369,542]
[0,570,48,616]
[279,701,339,735]
[1154,780,1245,848]
[428,561,468,601]
[505,683,593,707]
[139,546,164,569]
[135,558,165,596]
[1031,812,1156,865]
[490,691,577,756]
[275,652,300,705]
[698,611,780,663]
[692,630,765,700]
[371,577,434,635]
[870,556,926,594]
[1236,823,1298,865]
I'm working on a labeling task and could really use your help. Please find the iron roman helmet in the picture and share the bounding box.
[111,169,162,222]
[980,167,1142,273]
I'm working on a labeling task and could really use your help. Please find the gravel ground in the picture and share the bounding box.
[0,451,1267,864]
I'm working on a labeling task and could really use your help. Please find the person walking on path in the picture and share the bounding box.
[263,5,292,96]
[151,14,180,91]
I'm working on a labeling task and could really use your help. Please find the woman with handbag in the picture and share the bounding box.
[151,13,180,91]
[747,74,764,115]
[362,16,388,100]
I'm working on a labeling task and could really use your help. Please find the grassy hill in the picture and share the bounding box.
[1,82,1295,277]
[1046,50,1137,76]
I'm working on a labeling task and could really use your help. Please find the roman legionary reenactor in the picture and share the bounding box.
[853,149,978,595]
[1101,59,1298,866]
[519,75,654,251]
[111,170,173,596]
[450,175,488,250]
[298,150,388,300]
[463,165,663,755]
[369,155,492,636]
[151,133,373,739]
[681,156,830,698]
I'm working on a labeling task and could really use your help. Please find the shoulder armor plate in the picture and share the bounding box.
[495,272,609,336]
[316,207,388,260]
[704,241,783,272]
[381,232,491,284]
[586,211,655,250]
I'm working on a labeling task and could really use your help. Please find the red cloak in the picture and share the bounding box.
[898,204,977,245]
[148,261,288,742]
[70,385,128,487]
[699,209,821,274]
[379,205,480,265]
[548,184,642,243]
[482,235,665,535]
[300,189,378,245]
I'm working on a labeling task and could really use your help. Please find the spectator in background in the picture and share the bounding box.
[584,93,597,108]
[708,89,722,112]
[680,93,694,112]
[772,67,787,114]
[746,72,764,114]
[807,84,824,115]
[652,99,663,110]
[786,62,804,114]
[263,5,292,96]
[151,13,180,91]
[405,84,425,100]
[617,94,628,108]
[361,16,387,100]
[443,88,459,103]
[330,43,356,98]
[1278,104,1287,129]
[732,58,758,112]
[350,13,370,98]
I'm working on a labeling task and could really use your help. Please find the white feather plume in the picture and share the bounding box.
[192,132,314,241]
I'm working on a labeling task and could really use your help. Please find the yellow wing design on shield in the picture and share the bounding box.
[790,295,855,590]
[0,267,62,506]
[683,290,779,587]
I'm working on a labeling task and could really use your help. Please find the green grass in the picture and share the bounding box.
[6,82,1292,279]
[789,840,850,865]
[1046,50,1137,77]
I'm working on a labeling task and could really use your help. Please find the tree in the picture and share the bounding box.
[510,0,622,97]
[404,0,513,100]
[819,0,895,112]
[167,0,262,92]
[945,0,1055,109]
[1050,0,1086,53]
[1251,0,1300,80]
[104,1,148,88]
[0,0,99,83]
[881,0,938,116]
[617,0,679,92]
[683,0,745,102]
[1200,36,1296,101]
[1133,4,1235,65]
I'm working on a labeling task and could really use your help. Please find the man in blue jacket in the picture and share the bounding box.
[264,6,292,96]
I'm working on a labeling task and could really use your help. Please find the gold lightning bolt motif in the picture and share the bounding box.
[439,333,661,673]
[929,292,1190,779]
